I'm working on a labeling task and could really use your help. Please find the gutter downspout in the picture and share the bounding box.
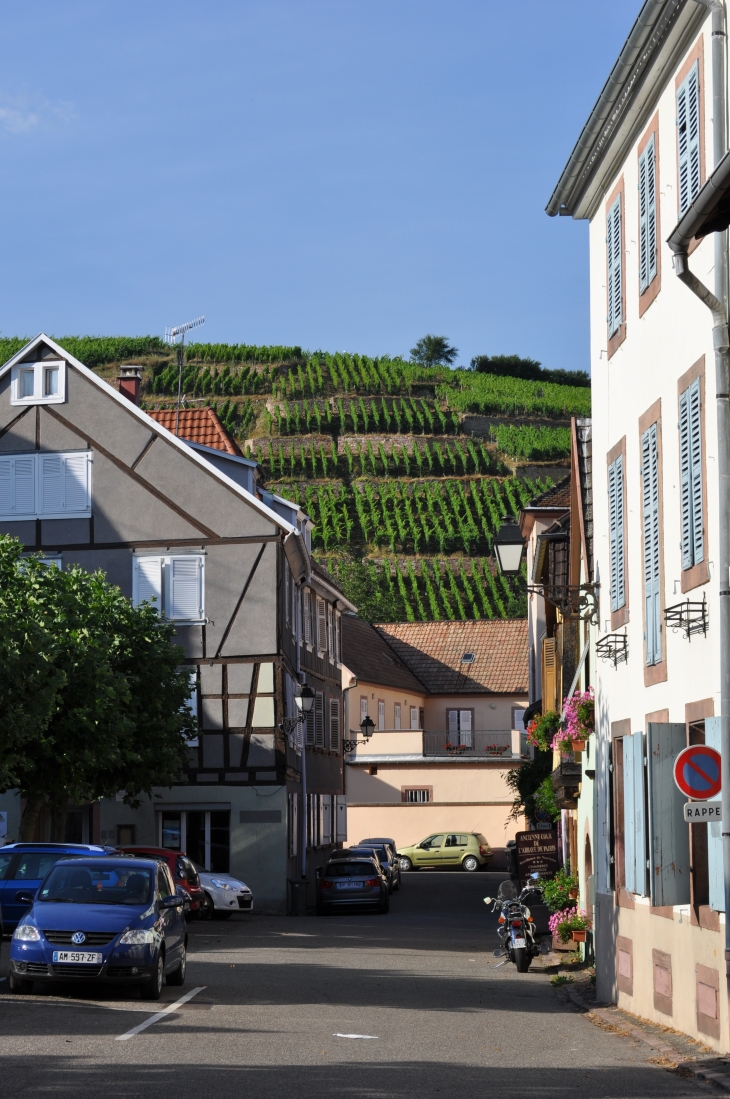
[674,0,730,986]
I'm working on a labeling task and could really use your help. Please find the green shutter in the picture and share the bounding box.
[647,723,691,906]
[639,135,657,292]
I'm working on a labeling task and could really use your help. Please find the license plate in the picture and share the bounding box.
[337,881,362,890]
[512,938,526,949]
[52,951,102,964]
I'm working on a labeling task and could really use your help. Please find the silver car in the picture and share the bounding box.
[191,862,253,920]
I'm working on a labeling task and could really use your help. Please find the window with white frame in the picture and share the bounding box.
[377,699,385,730]
[394,703,401,730]
[608,453,626,612]
[447,709,473,747]
[133,555,205,624]
[641,424,662,665]
[677,61,701,216]
[679,377,704,570]
[639,134,657,293]
[0,451,91,521]
[410,706,419,730]
[607,194,623,337]
[10,360,66,406]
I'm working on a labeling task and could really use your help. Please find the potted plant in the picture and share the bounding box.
[551,688,595,753]
[537,867,577,912]
[484,742,509,756]
[526,710,561,753]
[445,741,466,754]
[548,907,591,945]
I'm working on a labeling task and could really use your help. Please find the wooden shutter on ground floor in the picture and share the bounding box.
[647,723,691,906]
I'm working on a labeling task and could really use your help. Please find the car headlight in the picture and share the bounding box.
[119,929,155,945]
[210,879,234,890]
[12,924,41,942]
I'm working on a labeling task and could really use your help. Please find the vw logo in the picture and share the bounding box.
[71,931,86,945]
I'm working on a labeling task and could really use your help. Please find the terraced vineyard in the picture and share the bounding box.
[0,337,590,622]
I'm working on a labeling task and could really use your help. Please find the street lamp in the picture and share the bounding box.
[494,515,525,576]
[344,715,376,755]
[279,684,315,736]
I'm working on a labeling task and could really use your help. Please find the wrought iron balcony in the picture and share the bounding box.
[422,730,522,759]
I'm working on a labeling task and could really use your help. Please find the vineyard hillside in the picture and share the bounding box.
[0,337,590,622]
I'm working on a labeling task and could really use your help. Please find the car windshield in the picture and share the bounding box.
[38,863,153,905]
[326,862,375,878]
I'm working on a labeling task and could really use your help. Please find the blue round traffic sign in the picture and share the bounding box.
[673,745,722,800]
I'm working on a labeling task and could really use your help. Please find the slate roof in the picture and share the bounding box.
[342,616,426,693]
[146,408,241,456]
[374,619,528,695]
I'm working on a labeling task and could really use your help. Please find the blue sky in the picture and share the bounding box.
[0,1,642,372]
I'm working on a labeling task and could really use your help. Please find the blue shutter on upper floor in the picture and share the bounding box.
[623,734,637,895]
[639,134,657,292]
[679,377,704,570]
[647,723,691,906]
[705,716,724,911]
[608,455,625,612]
[607,196,623,336]
[678,61,701,216]
[642,424,662,664]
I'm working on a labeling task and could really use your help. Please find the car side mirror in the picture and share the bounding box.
[15,890,35,905]
[160,894,184,909]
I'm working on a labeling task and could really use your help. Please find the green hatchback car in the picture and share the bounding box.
[397,832,492,872]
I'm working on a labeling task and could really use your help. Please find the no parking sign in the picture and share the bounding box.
[673,745,722,800]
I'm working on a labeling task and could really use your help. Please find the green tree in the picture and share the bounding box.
[470,353,590,388]
[410,335,458,368]
[331,558,403,623]
[0,538,196,840]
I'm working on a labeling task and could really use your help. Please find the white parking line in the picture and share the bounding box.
[115,986,206,1040]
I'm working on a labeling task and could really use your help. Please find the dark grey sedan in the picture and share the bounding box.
[316,859,389,915]
[329,846,398,893]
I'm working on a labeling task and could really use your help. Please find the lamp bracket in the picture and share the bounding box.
[526,582,599,623]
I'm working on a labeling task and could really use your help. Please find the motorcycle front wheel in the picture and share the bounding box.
[513,947,530,973]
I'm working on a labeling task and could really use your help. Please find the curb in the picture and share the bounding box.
[565,987,730,1093]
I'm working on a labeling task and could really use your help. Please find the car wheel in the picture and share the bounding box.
[167,942,187,987]
[197,893,214,921]
[212,909,233,921]
[399,857,413,872]
[377,893,390,914]
[9,974,33,995]
[462,855,479,872]
[141,953,165,1001]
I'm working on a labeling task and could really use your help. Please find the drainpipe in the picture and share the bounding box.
[673,0,730,971]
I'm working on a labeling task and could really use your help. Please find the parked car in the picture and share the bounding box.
[317,857,389,915]
[9,856,187,999]
[0,843,116,930]
[116,847,205,915]
[356,840,401,891]
[190,861,253,919]
[328,846,398,893]
[397,832,492,872]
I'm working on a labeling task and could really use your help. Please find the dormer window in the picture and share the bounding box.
[11,360,66,405]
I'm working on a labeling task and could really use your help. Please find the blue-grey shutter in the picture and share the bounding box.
[608,455,625,611]
[607,196,622,336]
[680,378,704,569]
[639,135,657,292]
[705,716,724,911]
[647,722,691,906]
[678,61,701,216]
[642,424,661,664]
[633,730,647,897]
[623,734,637,894]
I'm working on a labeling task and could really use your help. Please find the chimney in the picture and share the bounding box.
[117,365,142,405]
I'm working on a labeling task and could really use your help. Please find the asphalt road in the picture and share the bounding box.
[0,869,706,1098]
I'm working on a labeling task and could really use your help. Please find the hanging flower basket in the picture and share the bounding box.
[571,930,587,943]
[551,689,595,754]
[526,710,561,753]
[571,740,586,752]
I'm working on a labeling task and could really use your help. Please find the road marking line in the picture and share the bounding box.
[334,1033,378,1039]
[115,986,206,1040]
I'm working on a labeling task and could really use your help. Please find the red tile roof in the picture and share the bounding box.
[147,407,241,456]
[375,619,528,695]
[342,616,426,693]
[524,475,570,510]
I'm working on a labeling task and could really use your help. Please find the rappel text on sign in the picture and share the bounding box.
[683,801,722,822]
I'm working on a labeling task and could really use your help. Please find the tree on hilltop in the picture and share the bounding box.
[410,335,458,368]
[470,353,590,388]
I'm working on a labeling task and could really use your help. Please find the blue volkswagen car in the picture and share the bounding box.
[9,856,187,1000]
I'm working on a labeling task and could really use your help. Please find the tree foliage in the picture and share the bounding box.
[470,353,590,388]
[504,748,553,823]
[410,335,458,368]
[0,538,195,839]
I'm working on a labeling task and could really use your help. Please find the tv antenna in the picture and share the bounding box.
[164,315,205,436]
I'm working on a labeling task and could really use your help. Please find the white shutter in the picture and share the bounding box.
[39,454,63,514]
[38,451,91,517]
[327,604,334,658]
[394,703,401,730]
[0,455,36,518]
[303,590,312,645]
[168,556,204,622]
[448,710,458,737]
[459,710,472,748]
[680,377,704,569]
[335,794,347,842]
[608,455,625,611]
[642,424,661,665]
[335,611,342,663]
[329,698,341,752]
[410,706,419,730]
[378,700,385,730]
[678,61,701,216]
[316,597,326,652]
[639,135,657,292]
[133,556,163,611]
[607,195,622,336]
[63,454,90,513]
[322,795,332,846]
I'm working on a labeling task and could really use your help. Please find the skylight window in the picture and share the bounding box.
[461,652,475,664]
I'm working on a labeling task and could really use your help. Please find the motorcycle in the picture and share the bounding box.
[483,872,548,972]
